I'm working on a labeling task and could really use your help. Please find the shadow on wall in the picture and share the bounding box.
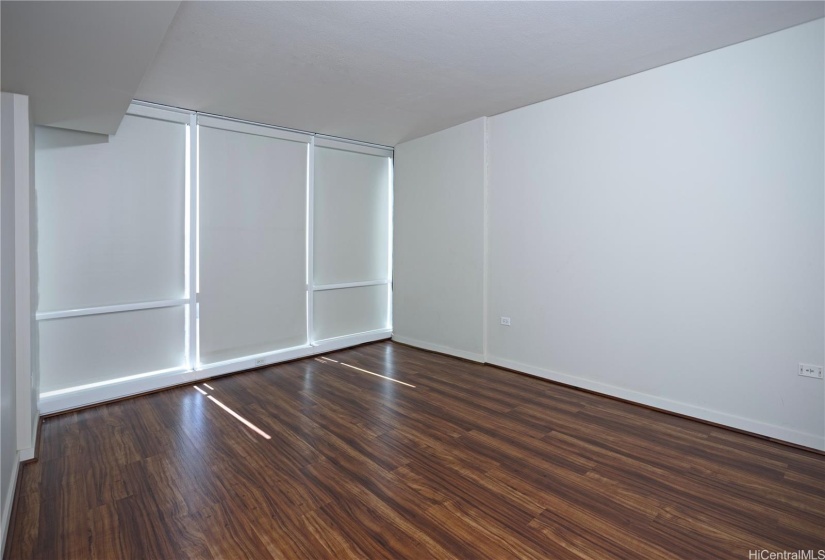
[34,126,109,150]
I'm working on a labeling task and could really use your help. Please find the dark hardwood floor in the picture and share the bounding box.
[5,341,824,559]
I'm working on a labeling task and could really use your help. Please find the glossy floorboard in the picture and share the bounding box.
[5,341,824,559]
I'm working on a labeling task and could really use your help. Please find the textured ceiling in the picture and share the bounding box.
[136,1,824,146]
[4,2,822,144]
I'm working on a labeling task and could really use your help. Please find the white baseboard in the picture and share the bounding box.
[40,330,392,415]
[0,451,20,557]
[391,335,485,363]
[35,332,823,450]
[17,447,35,463]
[17,411,39,462]
[487,355,825,451]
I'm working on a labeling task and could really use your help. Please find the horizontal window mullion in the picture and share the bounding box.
[312,279,389,292]
[36,298,189,321]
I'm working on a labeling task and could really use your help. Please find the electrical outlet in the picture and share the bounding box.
[255,358,266,366]
[798,363,823,379]
[500,317,511,326]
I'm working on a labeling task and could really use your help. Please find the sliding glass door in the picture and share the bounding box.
[35,102,393,409]
[197,118,309,365]
[36,104,189,394]
[312,139,392,341]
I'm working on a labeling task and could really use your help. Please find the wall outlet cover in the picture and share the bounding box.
[798,363,823,379]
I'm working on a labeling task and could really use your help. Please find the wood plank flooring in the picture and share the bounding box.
[6,341,825,559]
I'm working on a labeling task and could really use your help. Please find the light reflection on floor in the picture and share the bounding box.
[192,384,272,440]
[339,362,416,388]
[186,353,414,444]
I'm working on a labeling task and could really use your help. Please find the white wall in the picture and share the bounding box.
[393,117,486,361]
[393,20,825,449]
[0,92,20,556]
[486,20,824,449]
[0,92,36,555]
[15,95,36,465]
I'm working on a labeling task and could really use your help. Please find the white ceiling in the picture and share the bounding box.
[3,2,823,144]
[1,1,180,135]
[136,1,824,146]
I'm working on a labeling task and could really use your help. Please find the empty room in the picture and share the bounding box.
[1,1,824,558]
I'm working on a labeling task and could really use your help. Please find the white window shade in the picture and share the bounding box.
[35,113,187,311]
[313,285,389,341]
[198,123,309,365]
[39,306,186,394]
[313,146,390,286]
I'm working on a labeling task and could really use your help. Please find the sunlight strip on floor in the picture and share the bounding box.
[193,385,208,395]
[340,363,416,388]
[203,383,215,390]
[207,396,272,439]
[320,357,338,363]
